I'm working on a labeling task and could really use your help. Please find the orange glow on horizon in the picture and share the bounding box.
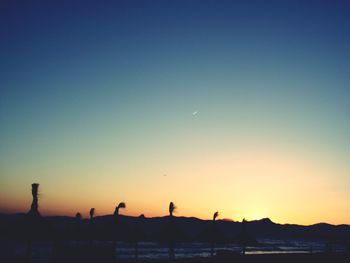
[1,147,349,226]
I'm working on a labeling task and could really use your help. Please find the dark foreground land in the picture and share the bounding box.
[212,253,350,263]
[173,254,350,263]
[2,253,350,263]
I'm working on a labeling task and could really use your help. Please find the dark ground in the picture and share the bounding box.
[2,253,350,263]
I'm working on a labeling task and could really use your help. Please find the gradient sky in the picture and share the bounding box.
[1,0,350,225]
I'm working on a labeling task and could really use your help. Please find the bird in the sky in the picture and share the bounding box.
[192,111,198,116]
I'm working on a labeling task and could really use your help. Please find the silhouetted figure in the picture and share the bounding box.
[113,202,126,260]
[210,211,219,257]
[168,202,176,261]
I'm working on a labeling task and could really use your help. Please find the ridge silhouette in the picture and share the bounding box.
[1,183,350,262]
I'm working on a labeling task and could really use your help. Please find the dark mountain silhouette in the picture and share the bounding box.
[1,213,350,243]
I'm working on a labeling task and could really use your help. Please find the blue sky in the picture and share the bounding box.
[1,0,350,223]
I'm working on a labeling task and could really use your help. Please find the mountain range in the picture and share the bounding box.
[1,213,349,243]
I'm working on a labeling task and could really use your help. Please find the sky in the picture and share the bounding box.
[0,0,350,225]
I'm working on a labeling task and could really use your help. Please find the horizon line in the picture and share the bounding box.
[1,210,348,227]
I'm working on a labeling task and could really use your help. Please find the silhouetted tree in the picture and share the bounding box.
[28,183,40,217]
[169,202,176,217]
[132,214,145,259]
[89,208,95,220]
[114,202,126,218]
[210,211,219,257]
[168,202,176,261]
[26,183,41,261]
[75,212,82,243]
[241,218,247,255]
[113,202,126,260]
